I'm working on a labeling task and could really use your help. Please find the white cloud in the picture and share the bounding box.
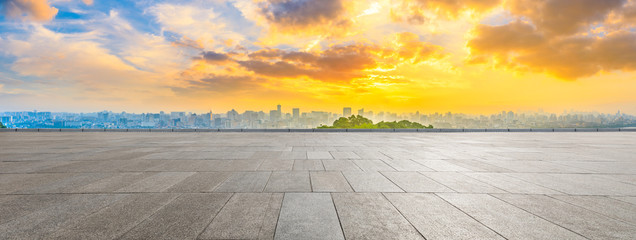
[147,3,246,50]
[0,11,190,105]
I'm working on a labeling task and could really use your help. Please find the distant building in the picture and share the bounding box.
[293,108,299,120]
[343,107,352,117]
[358,108,364,116]
[270,110,280,121]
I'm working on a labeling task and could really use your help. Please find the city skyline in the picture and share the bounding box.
[1,1,636,114]
[3,105,635,129]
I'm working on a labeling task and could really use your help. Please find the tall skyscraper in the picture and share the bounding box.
[358,108,364,116]
[343,107,352,117]
[293,108,299,120]
[277,104,282,114]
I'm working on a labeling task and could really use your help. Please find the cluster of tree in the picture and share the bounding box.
[0,122,6,128]
[318,115,433,129]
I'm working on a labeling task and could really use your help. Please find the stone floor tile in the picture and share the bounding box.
[332,193,423,240]
[275,193,344,240]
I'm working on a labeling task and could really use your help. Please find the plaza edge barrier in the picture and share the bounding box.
[1,128,635,132]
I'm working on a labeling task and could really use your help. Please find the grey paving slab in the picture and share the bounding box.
[464,172,562,194]
[17,172,113,194]
[258,159,294,171]
[385,193,504,240]
[483,160,593,173]
[353,150,391,160]
[280,151,307,159]
[50,193,179,240]
[558,161,636,174]
[275,193,344,240]
[383,159,433,171]
[199,193,283,240]
[342,171,403,192]
[250,151,283,159]
[120,193,231,240]
[2,132,636,239]
[310,171,354,192]
[511,173,636,195]
[412,160,472,172]
[213,171,271,192]
[613,196,636,205]
[0,160,71,173]
[494,194,636,239]
[438,193,586,240]
[322,160,362,171]
[307,151,334,159]
[0,194,125,239]
[330,151,361,160]
[116,172,194,192]
[381,172,453,192]
[550,195,636,224]
[353,159,396,171]
[332,193,424,240]
[445,159,512,172]
[116,159,167,172]
[209,159,264,171]
[264,171,311,192]
[0,173,71,194]
[144,160,218,172]
[421,172,507,193]
[166,172,232,192]
[73,172,154,193]
[292,160,324,170]
[0,194,72,225]
[603,174,636,185]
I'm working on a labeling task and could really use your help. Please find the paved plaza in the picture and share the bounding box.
[1,132,636,239]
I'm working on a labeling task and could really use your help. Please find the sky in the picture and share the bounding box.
[1,0,635,114]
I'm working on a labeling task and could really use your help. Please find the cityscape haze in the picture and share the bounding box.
[2,106,634,129]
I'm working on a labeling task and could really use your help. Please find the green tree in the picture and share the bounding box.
[0,122,6,128]
[319,115,433,129]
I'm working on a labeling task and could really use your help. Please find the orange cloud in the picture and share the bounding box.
[233,35,446,83]
[238,44,377,82]
[468,21,636,79]
[466,0,636,80]
[506,0,624,36]
[1,0,59,21]
[391,0,501,23]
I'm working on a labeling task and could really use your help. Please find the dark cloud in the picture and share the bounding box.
[237,60,309,78]
[468,21,544,53]
[507,0,626,35]
[260,0,344,27]
[171,37,203,50]
[174,74,261,93]
[247,49,284,60]
[193,51,230,63]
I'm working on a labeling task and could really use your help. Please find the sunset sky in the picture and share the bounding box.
[1,0,636,114]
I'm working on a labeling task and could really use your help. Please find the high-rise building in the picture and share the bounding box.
[293,108,299,120]
[343,107,352,117]
[277,104,282,114]
[358,108,364,116]
[270,110,280,121]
